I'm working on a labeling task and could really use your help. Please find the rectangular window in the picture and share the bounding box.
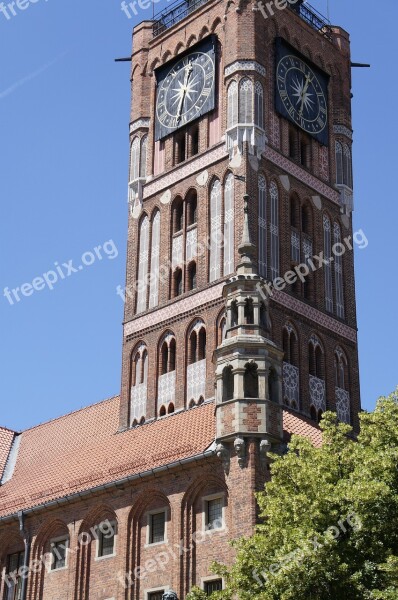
[4,552,24,600]
[150,512,166,544]
[148,592,164,600]
[206,497,223,530]
[51,539,68,570]
[205,579,223,594]
[98,522,116,558]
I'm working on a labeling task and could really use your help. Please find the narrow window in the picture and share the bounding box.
[206,497,223,530]
[98,523,116,558]
[140,135,148,178]
[335,141,343,185]
[209,179,222,282]
[334,222,345,319]
[188,262,197,291]
[244,363,259,398]
[173,268,183,297]
[244,298,254,324]
[222,366,234,401]
[227,81,238,128]
[268,368,279,403]
[4,552,24,600]
[323,215,333,312]
[191,125,199,156]
[254,81,264,129]
[258,175,267,278]
[51,539,68,570]
[189,331,197,364]
[169,338,176,372]
[176,132,186,164]
[130,136,140,181]
[270,182,280,280]
[198,328,206,360]
[223,173,235,276]
[149,512,166,544]
[136,215,150,314]
[187,194,197,226]
[239,78,253,124]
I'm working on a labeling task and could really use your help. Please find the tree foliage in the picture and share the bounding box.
[187,390,398,600]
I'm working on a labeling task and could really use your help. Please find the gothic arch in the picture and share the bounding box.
[210,19,222,33]
[186,34,197,47]
[199,25,210,39]
[174,41,185,56]
[30,518,70,600]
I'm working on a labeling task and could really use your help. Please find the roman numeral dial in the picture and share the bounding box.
[155,41,216,141]
[275,40,329,145]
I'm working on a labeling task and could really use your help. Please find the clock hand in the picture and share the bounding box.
[177,61,193,123]
[299,73,313,116]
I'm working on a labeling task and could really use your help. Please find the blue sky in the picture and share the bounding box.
[0,0,396,431]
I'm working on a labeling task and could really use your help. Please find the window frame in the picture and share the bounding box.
[202,577,224,595]
[95,521,117,561]
[202,493,225,533]
[49,535,69,572]
[146,508,168,546]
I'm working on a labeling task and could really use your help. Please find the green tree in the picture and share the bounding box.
[187,390,398,600]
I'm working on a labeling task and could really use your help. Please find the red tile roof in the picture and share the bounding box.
[0,398,321,520]
[0,427,15,480]
[283,409,322,447]
[0,398,215,519]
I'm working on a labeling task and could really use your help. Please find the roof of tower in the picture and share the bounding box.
[0,398,321,521]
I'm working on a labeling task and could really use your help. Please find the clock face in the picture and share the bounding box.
[155,38,216,141]
[275,39,329,145]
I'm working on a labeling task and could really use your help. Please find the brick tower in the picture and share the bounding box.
[0,3,362,600]
[119,0,360,435]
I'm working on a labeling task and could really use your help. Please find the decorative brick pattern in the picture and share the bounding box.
[224,60,266,77]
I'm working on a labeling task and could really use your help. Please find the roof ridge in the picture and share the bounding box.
[0,426,17,434]
[20,395,120,433]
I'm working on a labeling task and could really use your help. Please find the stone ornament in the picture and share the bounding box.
[216,442,230,473]
[234,436,246,468]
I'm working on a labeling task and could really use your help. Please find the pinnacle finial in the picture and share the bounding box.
[238,194,255,263]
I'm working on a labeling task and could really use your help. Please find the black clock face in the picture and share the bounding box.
[155,38,216,141]
[275,39,329,145]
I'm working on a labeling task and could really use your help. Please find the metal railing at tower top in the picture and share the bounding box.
[152,0,332,38]
[289,1,333,39]
[153,0,210,37]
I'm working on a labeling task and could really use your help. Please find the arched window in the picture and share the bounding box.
[290,194,299,229]
[222,366,234,401]
[230,300,238,327]
[309,336,324,379]
[173,268,183,298]
[136,215,150,314]
[334,222,345,319]
[282,323,299,408]
[258,174,267,278]
[219,316,227,343]
[244,362,259,398]
[187,192,197,226]
[187,261,197,291]
[239,78,253,124]
[323,215,333,312]
[149,210,161,309]
[209,179,222,282]
[158,332,176,410]
[227,81,238,128]
[140,135,148,178]
[309,335,326,420]
[335,141,343,185]
[130,137,140,182]
[335,347,350,424]
[343,143,353,189]
[223,173,235,276]
[244,298,254,324]
[187,320,206,404]
[173,198,184,233]
[130,343,148,425]
[335,347,348,391]
[270,181,280,280]
[254,81,264,129]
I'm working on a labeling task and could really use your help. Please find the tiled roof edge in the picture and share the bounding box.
[0,443,217,523]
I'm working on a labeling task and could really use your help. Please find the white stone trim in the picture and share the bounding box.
[225,60,266,77]
[130,118,150,133]
[333,124,353,140]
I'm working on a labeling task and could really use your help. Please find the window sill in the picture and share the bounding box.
[95,553,116,562]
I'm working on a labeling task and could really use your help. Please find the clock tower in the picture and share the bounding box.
[119,0,360,449]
